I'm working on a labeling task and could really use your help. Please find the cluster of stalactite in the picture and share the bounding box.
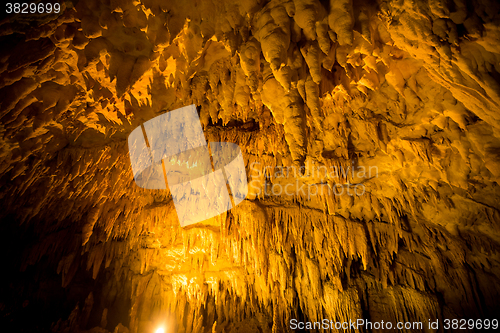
[1,0,500,332]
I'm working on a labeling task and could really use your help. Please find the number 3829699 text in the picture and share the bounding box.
[6,3,61,14]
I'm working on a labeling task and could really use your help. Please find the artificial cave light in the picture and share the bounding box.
[1,0,500,332]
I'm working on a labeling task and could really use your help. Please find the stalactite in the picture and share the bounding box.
[1,0,500,332]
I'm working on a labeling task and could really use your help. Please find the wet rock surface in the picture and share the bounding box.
[1,0,500,332]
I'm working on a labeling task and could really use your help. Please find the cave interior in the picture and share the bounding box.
[1,0,500,332]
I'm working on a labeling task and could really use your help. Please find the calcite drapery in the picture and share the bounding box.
[1,0,500,332]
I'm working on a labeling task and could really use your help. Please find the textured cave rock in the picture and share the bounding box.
[1,0,500,332]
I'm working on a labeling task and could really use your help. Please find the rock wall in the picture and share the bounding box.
[1,0,500,332]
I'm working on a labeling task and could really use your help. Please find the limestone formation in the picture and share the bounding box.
[1,0,500,332]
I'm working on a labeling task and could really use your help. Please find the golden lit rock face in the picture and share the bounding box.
[1,0,500,332]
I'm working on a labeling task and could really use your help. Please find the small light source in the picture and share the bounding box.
[155,327,165,333]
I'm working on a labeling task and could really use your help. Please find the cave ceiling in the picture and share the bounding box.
[1,0,500,332]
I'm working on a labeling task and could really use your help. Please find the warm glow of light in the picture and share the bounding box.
[155,327,165,333]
